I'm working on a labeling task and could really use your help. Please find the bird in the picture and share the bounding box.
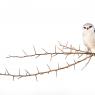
[82,23,95,52]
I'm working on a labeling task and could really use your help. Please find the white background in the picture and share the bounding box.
[0,0,95,95]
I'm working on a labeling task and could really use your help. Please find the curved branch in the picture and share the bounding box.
[0,55,92,79]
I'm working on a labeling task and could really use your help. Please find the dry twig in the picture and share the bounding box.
[2,42,95,79]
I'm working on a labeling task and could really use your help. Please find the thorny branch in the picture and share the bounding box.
[6,42,93,58]
[1,42,95,80]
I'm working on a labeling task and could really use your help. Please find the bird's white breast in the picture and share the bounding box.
[83,30,95,52]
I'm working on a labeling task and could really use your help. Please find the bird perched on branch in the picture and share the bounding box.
[83,23,95,52]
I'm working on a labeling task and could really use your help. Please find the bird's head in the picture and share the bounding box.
[83,23,94,32]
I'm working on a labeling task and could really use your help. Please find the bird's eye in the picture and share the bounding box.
[83,27,86,29]
[89,26,92,28]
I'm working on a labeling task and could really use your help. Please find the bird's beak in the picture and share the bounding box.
[87,27,89,30]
